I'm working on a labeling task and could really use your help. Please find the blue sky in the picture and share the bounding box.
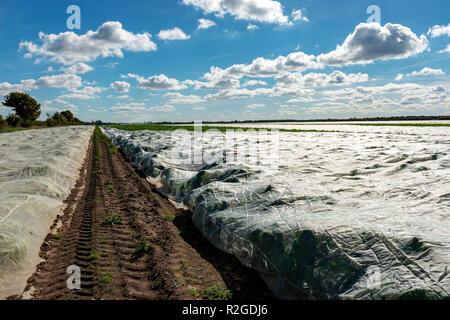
[0,0,448,122]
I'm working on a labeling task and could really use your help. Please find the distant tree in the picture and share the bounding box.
[0,115,6,129]
[3,92,41,122]
[60,110,74,123]
[6,114,22,127]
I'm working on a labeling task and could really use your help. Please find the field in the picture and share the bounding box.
[1,123,449,300]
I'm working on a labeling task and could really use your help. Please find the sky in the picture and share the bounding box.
[0,0,448,122]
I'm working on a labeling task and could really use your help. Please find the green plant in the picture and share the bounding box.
[164,211,175,222]
[202,286,232,300]
[189,287,200,298]
[53,234,63,240]
[88,253,100,261]
[135,237,150,257]
[107,185,116,193]
[101,272,113,284]
[101,215,122,227]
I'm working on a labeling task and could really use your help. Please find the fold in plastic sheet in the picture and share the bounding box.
[104,127,450,300]
[0,126,93,298]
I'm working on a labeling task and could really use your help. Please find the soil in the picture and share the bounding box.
[16,129,274,300]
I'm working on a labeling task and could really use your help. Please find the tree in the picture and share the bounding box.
[3,92,41,122]
[60,110,74,123]
[6,114,22,127]
[0,115,6,129]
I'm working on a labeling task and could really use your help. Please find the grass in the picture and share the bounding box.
[202,286,232,300]
[164,211,175,222]
[53,234,63,240]
[189,287,200,298]
[101,272,114,284]
[101,215,122,227]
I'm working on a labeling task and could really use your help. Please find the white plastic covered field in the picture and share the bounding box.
[0,126,93,298]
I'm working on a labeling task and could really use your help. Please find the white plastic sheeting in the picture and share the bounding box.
[104,126,450,300]
[0,126,93,298]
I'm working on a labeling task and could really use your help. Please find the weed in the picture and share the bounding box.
[101,272,113,284]
[101,215,122,227]
[53,234,63,240]
[189,287,200,298]
[88,253,100,261]
[164,211,175,222]
[202,286,232,300]
[107,185,116,193]
[135,237,150,257]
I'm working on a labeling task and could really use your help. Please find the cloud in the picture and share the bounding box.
[43,99,79,113]
[110,102,146,112]
[110,81,131,93]
[0,73,85,95]
[318,23,428,66]
[405,67,445,77]
[243,80,267,87]
[201,51,320,83]
[247,24,258,30]
[185,78,240,90]
[197,18,216,30]
[246,103,265,109]
[439,44,450,54]
[427,23,450,38]
[395,74,404,81]
[62,63,93,74]
[182,0,290,25]
[20,21,157,65]
[291,9,309,22]
[275,71,369,87]
[164,92,204,104]
[148,105,176,112]
[59,86,105,100]
[126,73,187,90]
[158,27,191,40]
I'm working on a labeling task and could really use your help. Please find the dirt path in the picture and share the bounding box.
[18,128,273,300]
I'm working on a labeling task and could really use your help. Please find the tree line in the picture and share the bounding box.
[0,92,83,131]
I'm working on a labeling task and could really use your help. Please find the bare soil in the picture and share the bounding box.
[17,130,273,300]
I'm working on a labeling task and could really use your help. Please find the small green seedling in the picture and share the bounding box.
[101,215,122,227]
[88,253,100,261]
[53,234,63,240]
[164,212,175,222]
[135,237,150,257]
[101,272,113,284]
[189,287,200,298]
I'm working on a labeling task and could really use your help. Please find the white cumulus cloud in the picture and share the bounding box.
[110,81,131,93]
[427,23,450,38]
[318,23,428,66]
[126,73,187,90]
[158,27,191,40]
[197,18,216,30]
[182,0,290,25]
[20,21,157,65]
